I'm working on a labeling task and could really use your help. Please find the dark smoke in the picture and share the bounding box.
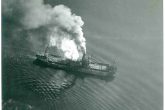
[2,0,86,60]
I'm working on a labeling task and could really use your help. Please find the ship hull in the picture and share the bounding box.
[34,55,116,77]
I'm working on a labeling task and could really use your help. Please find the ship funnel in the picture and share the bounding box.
[82,51,86,61]
[82,52,89,67]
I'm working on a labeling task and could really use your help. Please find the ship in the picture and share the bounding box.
[34,46,117,78]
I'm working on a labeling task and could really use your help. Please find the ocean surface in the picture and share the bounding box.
[2,0,163,110]
[2,35,163,110]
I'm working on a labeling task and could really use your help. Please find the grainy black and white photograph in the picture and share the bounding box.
[2,0,163,110]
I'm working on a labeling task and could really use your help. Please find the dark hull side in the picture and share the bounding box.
[33,57,116,78]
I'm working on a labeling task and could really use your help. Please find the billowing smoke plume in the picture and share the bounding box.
[3,0,86,61]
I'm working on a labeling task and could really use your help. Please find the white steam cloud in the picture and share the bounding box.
[3,0,86,61]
